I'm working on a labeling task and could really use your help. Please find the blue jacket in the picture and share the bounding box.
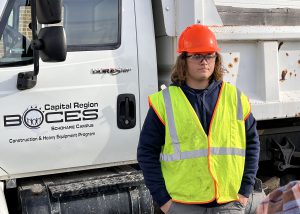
[137,80,260,207]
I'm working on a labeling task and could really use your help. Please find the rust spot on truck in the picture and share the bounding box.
[228,63,233,68]
[234,57,239,63]
[298,60,300,64]
[290,72,293,77]
[222,68,230,74]
[295,113,300,117]
[286,53,289,56]
[280,69,288,81]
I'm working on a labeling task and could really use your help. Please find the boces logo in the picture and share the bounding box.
[3,106,45,129]
[3,103,98,129]
[23,107,44,129]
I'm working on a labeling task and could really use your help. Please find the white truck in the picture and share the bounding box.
[0,0,300,213]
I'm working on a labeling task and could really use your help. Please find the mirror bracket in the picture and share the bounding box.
[16,0,65,90]
[17,71,37,90]
[17,0,39,90]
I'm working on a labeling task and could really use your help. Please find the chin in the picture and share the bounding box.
[197,76,210,81]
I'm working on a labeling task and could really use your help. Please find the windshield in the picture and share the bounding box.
[0,0,120,67]
[0,0,33,67]
[0,1,8,18]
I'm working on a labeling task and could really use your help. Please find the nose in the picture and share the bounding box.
[199,58,208,64]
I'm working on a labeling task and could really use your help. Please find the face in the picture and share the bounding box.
[185,52,216,86]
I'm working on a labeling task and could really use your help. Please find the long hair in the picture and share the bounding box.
[171,52,223,85]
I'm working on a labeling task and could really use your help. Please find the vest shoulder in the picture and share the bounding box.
[149,90,163,98]
[168,85,181,92]
[150,86,181,97]
[223,81,237,90]
[224,82,248,97]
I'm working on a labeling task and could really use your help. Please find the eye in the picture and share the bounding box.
[194,55,203,60]
[207,54,216,59]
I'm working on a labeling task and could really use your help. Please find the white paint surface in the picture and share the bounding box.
[214,0,300,9]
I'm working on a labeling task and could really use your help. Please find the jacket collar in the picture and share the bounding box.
[180,79,222,96]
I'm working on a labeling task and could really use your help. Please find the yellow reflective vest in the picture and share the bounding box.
[148,82,251,204]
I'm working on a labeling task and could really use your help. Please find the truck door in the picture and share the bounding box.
[0,0,140,178]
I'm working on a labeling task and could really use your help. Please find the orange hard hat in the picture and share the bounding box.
[177,24,220,53]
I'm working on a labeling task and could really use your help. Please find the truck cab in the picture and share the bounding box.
[0,0,157,180]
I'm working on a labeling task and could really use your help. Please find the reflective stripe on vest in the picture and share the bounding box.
[161,87,245,162]
[237,89,243,120]
[162,88,181,160]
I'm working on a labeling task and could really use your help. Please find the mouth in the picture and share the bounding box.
[197,68,210,72]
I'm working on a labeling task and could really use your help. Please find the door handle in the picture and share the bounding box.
[117,94,136,129]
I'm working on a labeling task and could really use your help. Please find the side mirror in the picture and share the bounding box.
[38,26,66,62]
[36,0,62,24]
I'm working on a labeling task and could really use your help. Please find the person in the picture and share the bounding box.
[137,24,260,214]
[256,180,300,214]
